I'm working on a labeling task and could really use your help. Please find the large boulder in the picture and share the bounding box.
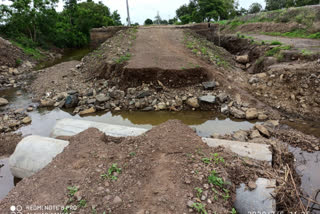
[9,136,69,178]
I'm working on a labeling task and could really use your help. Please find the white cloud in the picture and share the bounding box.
[2,0,266,25]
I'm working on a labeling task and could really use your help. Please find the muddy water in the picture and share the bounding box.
[35,47,91,70]
[289,146,320,211]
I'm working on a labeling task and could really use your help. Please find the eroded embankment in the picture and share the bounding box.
[191,25,320,122]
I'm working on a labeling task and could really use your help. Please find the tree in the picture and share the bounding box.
[112,10,122,26]
[265,0,287,10]
[249,3,262,14]
[144,18,153,25]
[160,19,168,25]
[168,17,178,24]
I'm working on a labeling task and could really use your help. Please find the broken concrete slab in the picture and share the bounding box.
[202,138,272,163]
[9,136,69,178]
[51,118,148,138]
[235,178,276,214]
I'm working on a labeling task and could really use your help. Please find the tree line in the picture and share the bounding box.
[144,0,320,25]
[0,0,121,48]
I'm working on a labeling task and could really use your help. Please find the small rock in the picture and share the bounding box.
[64,95,78,108]
[202,81,216,90]
[22,117,32,124]
[258,113,268,120]
[79,107,96,116]
[250,130,261,139]
[186,97,199,108]
[187,200,194,208]
[142,106,153,111]
[236,55,249,64]
[248,181,257,190]
[157,102,166,110]
[246,108,258,120]
[217,93,228,103]
[0,98,9,106]
[67,90,78,95]
[96,94,109,103]
[233,130,248,141]
[113,196,122,204]
[114,107,121,111]
[199,95,216,104]
[255,124,270,138]
[27,107,33,112]
[221,104,229,114]
[136,91,152,99]
[230,107,245,119]
[40,99,55,107]
[249,77,259,84]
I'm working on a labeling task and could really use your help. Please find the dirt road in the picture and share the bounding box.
[247,34,320,53]
[127,27,205,70]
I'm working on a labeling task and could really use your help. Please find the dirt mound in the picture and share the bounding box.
[0,37,26,68]
[0,133,22,157]
[0,120,273,213]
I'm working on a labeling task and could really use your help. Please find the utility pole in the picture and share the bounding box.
[126,0,131,26]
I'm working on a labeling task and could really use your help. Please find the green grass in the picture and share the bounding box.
[101,163,122,181]
[263,30,320,39]
[11,40,43,60]
[195,187,203,198]
[114,53,131,64]
[265,45,292,56]
[270,40,282,45]
[300,49,313,56]
[208,170,224,187]
[192,202,207,214]
[67,186,78,197]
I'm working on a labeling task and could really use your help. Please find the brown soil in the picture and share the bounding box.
[0,37,26,68]
[0,132,21,157]
[30,61,82,100]
[0,121,276,214]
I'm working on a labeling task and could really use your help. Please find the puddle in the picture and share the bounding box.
[289,146,320,212]
[35,47,92,70]
[18,109,256,138]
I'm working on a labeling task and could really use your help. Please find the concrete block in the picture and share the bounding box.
[235,178,276,214]
[51,118,148,138]
[202,138,272,163]
[9,136,69,178]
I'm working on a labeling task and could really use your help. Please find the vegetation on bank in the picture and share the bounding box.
[0,0,122,52]
[216,6,320,39]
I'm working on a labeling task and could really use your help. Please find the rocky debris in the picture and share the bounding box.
[230,107,245,119]
[64,95,79,108]
[236,55,249,64]
[220,104,229,114]
[96,94,110,103]
[199,95,216,104]
[255,124,270,138]
[40,99,55,107]
[186,97,199,108]
[136,91,152,99]
[79,107,96,116]
[247,180,257,190]
[233,130,248,141]
[250,130,261,139]
[246,108,258,120]
[21,116,32,124]
[217,93,228,103]
[202,81,216,90]
[0,98,9,106]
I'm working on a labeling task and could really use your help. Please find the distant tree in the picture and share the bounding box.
[265,0,319,11]
[168,17,178,24]
[144,18,153,25]
[249,3,263,14]
[160,19,168,25]
[236,7,248,16]
[112,10,122,26]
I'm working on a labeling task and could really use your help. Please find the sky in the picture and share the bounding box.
[2,0,266,25]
